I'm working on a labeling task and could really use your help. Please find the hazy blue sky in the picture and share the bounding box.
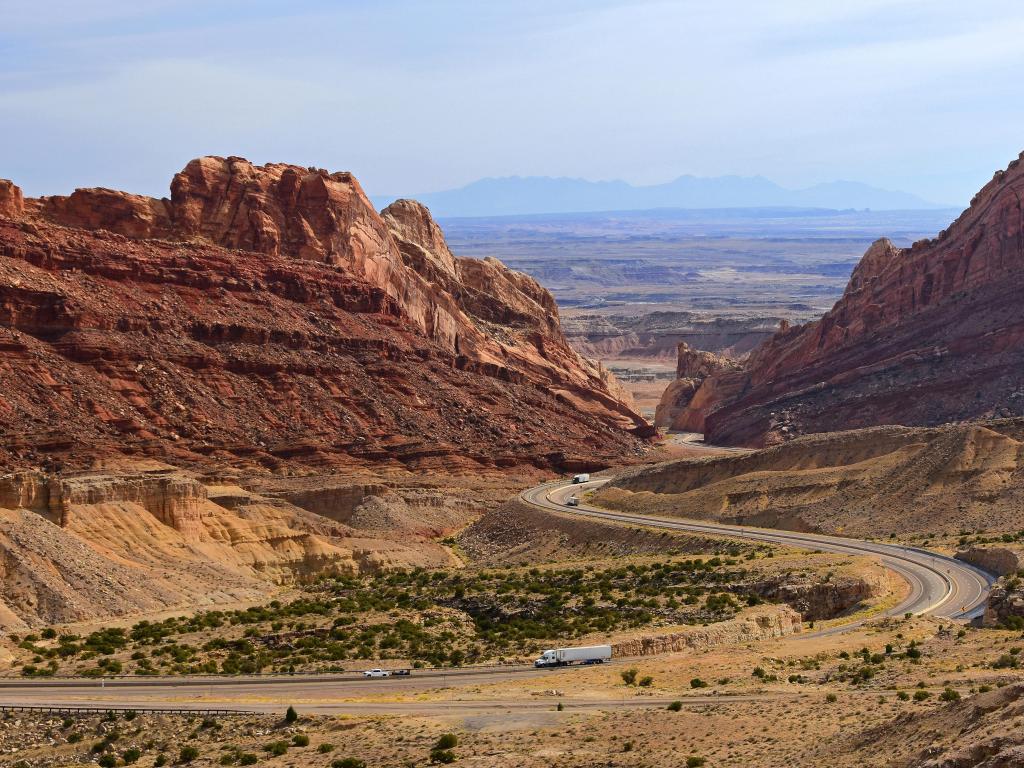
[2,0,1023,205]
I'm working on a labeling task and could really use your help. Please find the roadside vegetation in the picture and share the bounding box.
[12,556,772,677]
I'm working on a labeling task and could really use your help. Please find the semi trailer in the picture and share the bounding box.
[534,645,612,667]
[572,473,590,484]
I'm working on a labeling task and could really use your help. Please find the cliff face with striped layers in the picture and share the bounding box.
[0,156,649,474]
[659,151,1024,446]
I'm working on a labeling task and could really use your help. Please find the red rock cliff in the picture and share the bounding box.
[680,151,1024,446]
[0,157,648,472]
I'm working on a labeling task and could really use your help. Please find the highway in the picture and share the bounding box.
[0,475,994,714]
[520,478,995,625]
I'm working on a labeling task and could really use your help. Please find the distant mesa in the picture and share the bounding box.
[656,150,1024,446]
[373,174,948,218]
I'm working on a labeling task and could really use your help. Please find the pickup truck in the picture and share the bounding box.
[362,668,391,678]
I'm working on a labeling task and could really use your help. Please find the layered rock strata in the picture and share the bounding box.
[0,156,649,472]
[662,152,1024,446]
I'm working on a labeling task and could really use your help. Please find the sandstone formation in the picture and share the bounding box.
[596,419,1024,537]
[955,545,1022,578]
[610,604,801,657]
[654,343,741,431]
[0,157,649,473]
[665,151,1024,446]
[0,467,493,628]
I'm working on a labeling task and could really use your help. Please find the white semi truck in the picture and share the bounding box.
[572,473,590,484]
[534,644,612,667]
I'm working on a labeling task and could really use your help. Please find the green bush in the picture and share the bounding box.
[239,754,258,766]
[939,688,961,702]
[331,759,365,768]
[896,691,910,701]
[291,734,309,747]
[317,743,335,754]
[123,747,142,764]
[638,675,654,687]
[98,755,117,768]
[667,700,683,712]
[179,745,200,763]
[825,693,838,703]
[284,706,298,723]
[913,690,931,701]
[690,678,707,689]
[686,758,706,768]
[435,734,458,750]
[429,750,456,765]
[154,754,168,767]
[264,741,288,757]
[620,668,638,685]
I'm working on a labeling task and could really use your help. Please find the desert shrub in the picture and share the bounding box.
[825,693,838,703]
[318,744,335,754]
[435,734,458,750]
[667,701,683,711]
[179,746,200,763]
[429,749,456,764]
[238,754,258,766]
[913,690,931,701]
[939,688,961,702]
[154,755,168,767]
[123,747,142,764]
[98,755,117,768]
[291,734,309,747]
[897,691,910,701]
[620,668,638,685]
[284,706,298,723]
[686,758,706,768]
[331,759,365,768]
[638,675,654,687]
[690,678,707,688]
[264,741,288,757]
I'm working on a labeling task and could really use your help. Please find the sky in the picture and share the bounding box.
[1,0,1023,206]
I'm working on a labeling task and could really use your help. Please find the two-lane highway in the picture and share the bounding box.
[521,478,994,625]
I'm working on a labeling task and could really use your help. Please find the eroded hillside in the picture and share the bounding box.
[596,419,1024,537]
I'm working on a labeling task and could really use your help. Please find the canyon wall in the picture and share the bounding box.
[0,156,649,473]
[663,152,1024,446]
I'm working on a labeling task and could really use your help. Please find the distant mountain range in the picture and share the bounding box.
[372,175,947,218]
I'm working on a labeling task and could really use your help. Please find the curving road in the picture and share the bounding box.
[520,478,994,626]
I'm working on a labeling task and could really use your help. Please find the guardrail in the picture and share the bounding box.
[0,704,243,715]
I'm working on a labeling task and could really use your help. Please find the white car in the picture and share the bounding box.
[362,668,391,678]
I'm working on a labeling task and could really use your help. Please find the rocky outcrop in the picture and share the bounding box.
[676,151,1024,446]
[955,546,1022,577]
[0,181,23,220]
[982,575,1024,628]
[748,572,878,621]
[654,343,741,431]
[611,605,801,657]
[0,156,648,472]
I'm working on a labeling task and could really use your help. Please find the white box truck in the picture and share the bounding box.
[534,645,611,667]
[572,473,590,484]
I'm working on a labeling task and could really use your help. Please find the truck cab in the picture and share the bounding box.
[566,496,579,507]
[572,473,590,484]
[534,650,558,667]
